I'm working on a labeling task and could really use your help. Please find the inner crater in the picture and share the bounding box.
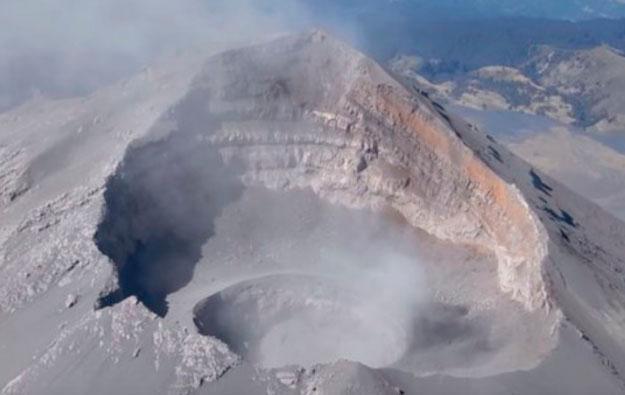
[193,274,410,369]
[95,126,557,377]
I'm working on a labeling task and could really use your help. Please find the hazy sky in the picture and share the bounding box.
[0,0,322,109]
[2,0,624,110]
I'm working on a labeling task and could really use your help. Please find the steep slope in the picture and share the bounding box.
[1,31,625,394]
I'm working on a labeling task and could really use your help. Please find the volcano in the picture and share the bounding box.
[1,31,625,395]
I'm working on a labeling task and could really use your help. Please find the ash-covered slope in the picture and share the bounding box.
[1,31,625,394]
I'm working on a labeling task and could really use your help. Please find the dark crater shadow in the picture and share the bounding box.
[94,131,243,316]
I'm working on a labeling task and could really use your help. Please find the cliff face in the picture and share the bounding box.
[1,31,625,394]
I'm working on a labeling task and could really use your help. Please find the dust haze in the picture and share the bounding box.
[0,0,363,110]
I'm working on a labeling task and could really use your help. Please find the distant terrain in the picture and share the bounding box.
[392,43,625,132]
